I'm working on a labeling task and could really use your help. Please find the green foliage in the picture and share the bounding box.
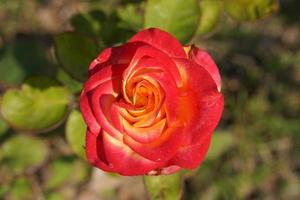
[0,184,9,199]
[0,135,48,174]
[0,36,57,85]
[12,36,56,76]
[206,131,234,160]
[145,0,200,43]
[8,177,33,200]
[44,192,64,200]
[56,69,83,94]
[0,117,8,136]
[0,77,70,132]
[54,32,99,81]
[71,10,104,38]
[117,4,143,31]
[71,8,139,46]
[197,0,222,36]
[0,45,25,85]
[65,109,86,159]
[44,158,90,190]
[144,173,182,200]
[0,177,34,200]
[44,159,73,190]
[224,0,279,21]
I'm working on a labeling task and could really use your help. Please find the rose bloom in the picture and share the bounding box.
[80,28,224,176]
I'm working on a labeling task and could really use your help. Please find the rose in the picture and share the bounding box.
[80,28,224,176]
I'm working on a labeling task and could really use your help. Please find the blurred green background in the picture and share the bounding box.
[0,0,299,199]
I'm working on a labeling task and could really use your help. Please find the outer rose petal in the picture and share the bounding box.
[168,58,224,169]
[88,42,145,77]
[81,63,125,139]
[102,131,164,175]
[84,64,127,93]
[86,129,113,172]
[129,28,187,58]
[168,134,212,169]
[91,81,123,140]
[187,45,222,91]
[173,58,223,145]
[190,93,224,143]
[80,92,101,134]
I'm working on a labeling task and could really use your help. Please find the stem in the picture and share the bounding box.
[143,173,183,200]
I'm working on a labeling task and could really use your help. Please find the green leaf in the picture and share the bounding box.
[144,0,200,43]
[8,177,33,200]
[13,36,56,77]
[44,158,90,190]
[45,192,64,200]
[54,32,99,81]
[0,117,8,136]
[0,184,9,199]
[197,0,222,36]
[44,159,72,190]
[0,45,25,85]
[224,0,279,21]
[117,4,143,31]
[102,12,137,45]
[71,10,105,37]
[0,77,70,132]
[206,131,234,160]
[56,69,83,94]
[144,173,182,200]
[0,36,57,85]
[71,8,139,46]
[65,109,86,159]
[71,159,91,184]
[0,135,48,174]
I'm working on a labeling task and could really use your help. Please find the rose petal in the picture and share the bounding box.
[89,42,145,77]
[110,103,125,133]
[191,93,224,143]
[90,80,123,140]
[123,126,184,162]
[114,94,163,128]
[166,58,224,168]
[168,93,223,169]
[123,45,183,89]
[129,28,187,58]
[122,118,166,143]
[80,91,101,134]
[86,129,113,172]
[138,73,178,126]
[173,58,224,145]
[81,63,126,135]
[168,134,211,169]
[88,48,111,72]
[124,54,181,126]
[102,131,163,175]
[85,64,127,93]
[188,46,222,91]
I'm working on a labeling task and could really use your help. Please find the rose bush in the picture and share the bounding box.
[80,28,224,176]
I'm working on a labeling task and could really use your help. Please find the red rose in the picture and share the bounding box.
[80,28,224,176]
